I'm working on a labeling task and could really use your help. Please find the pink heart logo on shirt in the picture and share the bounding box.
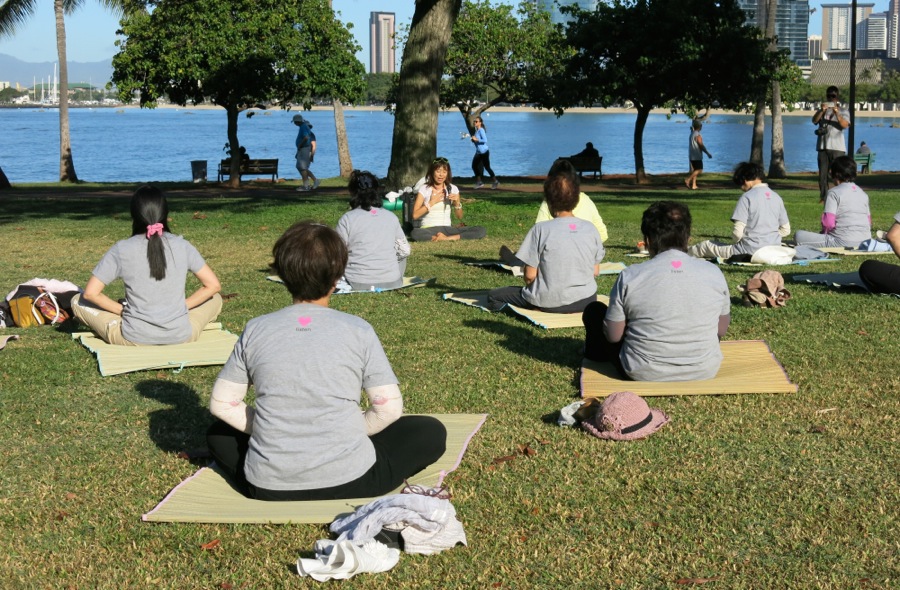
[298,316,312,327]
[765,192,771,198]
[569,223,577,230]
[671,260,682,269]
[371,209,378,215]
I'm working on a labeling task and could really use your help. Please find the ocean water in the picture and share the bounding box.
[1,106,899,183]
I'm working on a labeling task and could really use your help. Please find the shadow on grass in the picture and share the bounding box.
[135,379,210,455]
[463,317,582,366]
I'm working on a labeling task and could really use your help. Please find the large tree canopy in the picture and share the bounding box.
[442,0,570,132]
[552,0,775,182]
[111,0,365,187]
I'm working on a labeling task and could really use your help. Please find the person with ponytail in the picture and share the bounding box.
[71,185,222,345]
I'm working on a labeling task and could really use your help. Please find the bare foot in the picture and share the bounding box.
[685,178,691,188]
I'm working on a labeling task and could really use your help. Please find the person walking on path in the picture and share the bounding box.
[685,119,712,190]
[293,114,319,192]
[470,116,499,190]
[812,85,850,201]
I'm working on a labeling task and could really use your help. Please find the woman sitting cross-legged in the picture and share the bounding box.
[794,155,872,248]
[488,169,605,313]
[71,185,222,345]
[335,170,410,292]
[583,201,731,381]
[409,157,487,242]
[206,221,447,500]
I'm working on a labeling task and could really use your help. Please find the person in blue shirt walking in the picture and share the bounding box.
[470,116,499,190]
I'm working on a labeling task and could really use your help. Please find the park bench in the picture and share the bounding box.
[217,158,279,182]
[853,152,875,174]
[560,155,603,179]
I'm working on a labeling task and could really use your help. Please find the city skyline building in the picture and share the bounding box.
[867,12,888,50]
[809,34,823,60]
[738,0,812,67]
[821,3,875,52]
[536,0,598,26]
[369,11,396,74]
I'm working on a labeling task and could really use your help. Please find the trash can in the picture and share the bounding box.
[190,160,207,183]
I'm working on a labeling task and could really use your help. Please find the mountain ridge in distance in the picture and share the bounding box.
[0,53,113,88]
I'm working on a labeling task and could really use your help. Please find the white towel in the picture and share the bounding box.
[296,539,400,581]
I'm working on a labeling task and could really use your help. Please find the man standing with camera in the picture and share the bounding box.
[812,85,850,201]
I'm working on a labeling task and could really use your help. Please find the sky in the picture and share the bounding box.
[0,1,415,68]
[0,1,891,67]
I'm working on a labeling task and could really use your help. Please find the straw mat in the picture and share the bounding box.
[443,291,609,329]
[464,261,626,276]
[818,247,894,256]
[580,340,797,398]
[142,413,488,524]
[73,323,237,377]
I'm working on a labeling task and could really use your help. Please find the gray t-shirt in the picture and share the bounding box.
[92,233,206,344]
[824,182,871,246]
[336,207,409,286]
[517,217,604,308]
[731,183,789,255]
[606,249,730,381]
[217,304,398,491]
[817,106,850,152]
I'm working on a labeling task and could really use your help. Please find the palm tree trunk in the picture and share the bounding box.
[55,0,77,182]
[766,0,786,178]
[387,0,462,189]
[326,2,352,179]
[768,80,786,178]
[748,0,767,167]
[333,99,353,178]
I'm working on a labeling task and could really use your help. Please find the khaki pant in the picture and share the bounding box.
[71,293,223,345]
[688,240,735,259]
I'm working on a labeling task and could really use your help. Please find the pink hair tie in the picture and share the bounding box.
[146,223,164,238]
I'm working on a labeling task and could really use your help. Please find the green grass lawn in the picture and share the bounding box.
[0,175,898,589]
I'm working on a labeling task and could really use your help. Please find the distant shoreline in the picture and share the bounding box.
[4,102,898,119]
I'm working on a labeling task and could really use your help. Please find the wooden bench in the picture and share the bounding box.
[560,155,603,179]
[217,158,279,182]
[853,152,875,174]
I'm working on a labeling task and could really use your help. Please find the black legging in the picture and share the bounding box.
[487,285,597,314]
[472,151,495,179]
[582,301,629,379]
[207,415,447,500]
[859,259,900,295]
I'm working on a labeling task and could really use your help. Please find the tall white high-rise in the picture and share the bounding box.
[536,0,599,26]
[369,12,396,74]
[821,3,875,52]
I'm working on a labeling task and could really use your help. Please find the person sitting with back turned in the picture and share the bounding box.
[571,142,600,159]
[583,201,730,381]
[71,185,222,345]
[856,141,872,173]
[688,161,790,260]
[533,159,608,243]
[335,170,410,291]
[794,155,871,248]
[488,171,604,314]
[206,221,447,500]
